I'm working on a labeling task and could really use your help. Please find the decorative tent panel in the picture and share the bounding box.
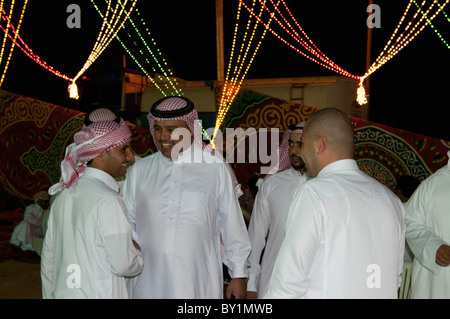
[1,88,448,204]
[0,90,155,201]
[223,89,449,192]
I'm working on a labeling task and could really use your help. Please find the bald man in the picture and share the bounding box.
[264,108,405,299]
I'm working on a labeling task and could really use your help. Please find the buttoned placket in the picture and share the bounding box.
[163,160,183,254]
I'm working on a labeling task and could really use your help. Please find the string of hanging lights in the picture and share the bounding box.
[257,0,361,79]
[213,0,279,143]
[90,0,182,97]
[69,0,138,100]
[1,1,179,99]
[91,1,217,140]
[1,0,447,129]
[225,0,448,114]
[0,8,73,82]
[412,0,449,49]
[358,0,449,104]
[0,0,28,87]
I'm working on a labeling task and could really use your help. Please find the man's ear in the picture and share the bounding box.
[95,152,106,160]
[315,136,327,155]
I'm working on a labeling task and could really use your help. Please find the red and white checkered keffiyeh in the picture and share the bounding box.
[264,121,305,178]
[147,97,242,194]
[147,97,201,152]
[49,108,132,195]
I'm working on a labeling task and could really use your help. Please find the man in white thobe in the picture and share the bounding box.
[264,108,405,299]
[246,123,308,299]
[122,96,251,299]
[10,190,50,251]
[405,151,450,298]
[41,108,143,299]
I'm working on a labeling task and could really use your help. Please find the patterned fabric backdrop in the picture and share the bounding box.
[1,88,449,207]
[0,90,155,202]
[222,89,450,193]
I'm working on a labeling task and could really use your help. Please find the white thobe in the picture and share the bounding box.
[247,167,308,297]
[122,146,251,299]
[264,160,405,299]
[41,168,144,299]
[10,203,44,251]
[405,156,450,298]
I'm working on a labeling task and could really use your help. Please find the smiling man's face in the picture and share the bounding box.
[153,120,193,160]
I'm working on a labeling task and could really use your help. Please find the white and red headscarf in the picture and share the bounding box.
[147,96,242,196]
[49,108,132,195]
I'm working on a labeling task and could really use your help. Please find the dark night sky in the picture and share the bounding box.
[2,0,449,140]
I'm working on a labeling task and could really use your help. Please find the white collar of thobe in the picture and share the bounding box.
[83,167,120,193]
[317,159,359,178]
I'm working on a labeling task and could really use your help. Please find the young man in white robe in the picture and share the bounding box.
[41,108,144,299]
[246,122,308,298]
[10,190,50,251]
[264,108,405,299]
[122,96,251,299]
[405,151,450,298]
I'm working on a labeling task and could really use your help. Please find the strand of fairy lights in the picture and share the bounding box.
[90,1,218,141]
[361,0,449,97]
[259,0,361,79]
[211,0,246,145]
[0,9,72,81]
[0,0,12,73]
[358,0,449,104]
[91,0,182,96]
[90,1,168,96]
[358,0,417,104]
[241,0,448,106]
[120,2,182,95]
[214,0,263,142]
[413,0,449,48]
[371,0,432,72]
[90,0,166,95]
[211,0,448,132]
[0,1,186,111]
[276,0,448,104]
[213,0,279,143]
[437,0,450,21]
[268,0,346,75]
[69,0,138,99]
[113,2,210,138]
[230,0,364,113]
[0,0,28,87]
[69,0,116,98]
[221,0,263,111]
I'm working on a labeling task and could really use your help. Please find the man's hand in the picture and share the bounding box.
[226,278,247,299]
[435,245,450,267]
[246,291,258,299]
